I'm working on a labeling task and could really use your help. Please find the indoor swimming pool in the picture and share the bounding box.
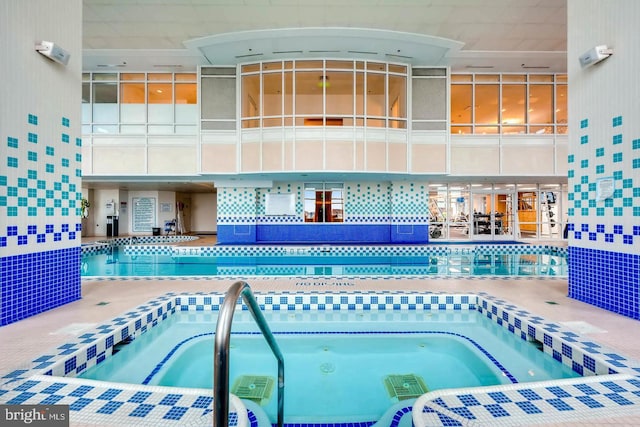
[81,242,567,278]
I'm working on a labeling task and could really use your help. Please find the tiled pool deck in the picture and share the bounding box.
[1,274,640,426]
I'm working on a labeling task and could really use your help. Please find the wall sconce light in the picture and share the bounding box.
[579,45,613,68]
[35,41,70,66]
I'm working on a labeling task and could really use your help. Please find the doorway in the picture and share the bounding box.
[471,191,514,240]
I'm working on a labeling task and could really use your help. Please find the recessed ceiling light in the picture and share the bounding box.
[521,64,550,69]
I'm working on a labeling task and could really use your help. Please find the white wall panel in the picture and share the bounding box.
[450,146,500,175]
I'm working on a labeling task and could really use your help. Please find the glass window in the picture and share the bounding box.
[82,83,90,103]
[367,62,386,72]
[120,83,145,104]
[326,60,353,70]
[529,75,553,82]
[92,83,118,124]
[388,75,406,119]
[428,186,447,240]
[451,74,472,82]
[475,85,499,124]
[475,74,499,82]
[241,64,260,73]
[238,60,408,130]
[175,83,196,104]
[148,73,172,81]
[501,126,526,135]
[366,73,385,117]
[529,84,553,124]
[355,72,365,116]
[92,83,117,103]
[450,73,567,135]
[501,84,526,126]
[475,126,499,134]
[502,74,526,82]
[451,126,472,135]
[326,71,354,117]
[451,84,472,124]
[175,73,197,81]
[263,62,282,71]
[284,71,293,116]
[303,183,343,223]
[448,186,470,240]
[295,71,323,116]
[263,72,283,117]
[555,84,567,124]
[148,83,172,104]
[92,73,116,81]
[242,74,261,121]
[296,60,323,69]
[388,64,407,74]
[121,73,145,81]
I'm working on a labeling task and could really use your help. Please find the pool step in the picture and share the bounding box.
[384,374,428,401]
[231,375,275,405]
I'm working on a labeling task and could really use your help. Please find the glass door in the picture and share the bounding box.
[494,191,514,240]
[471,191,514,240]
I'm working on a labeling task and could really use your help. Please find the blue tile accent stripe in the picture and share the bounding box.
[568,246,640,319]
[0,247,81,325]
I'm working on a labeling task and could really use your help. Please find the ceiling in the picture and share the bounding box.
[83,0,567,72]
[81,0,568,193]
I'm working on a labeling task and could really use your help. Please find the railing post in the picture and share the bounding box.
[214,281,285,427]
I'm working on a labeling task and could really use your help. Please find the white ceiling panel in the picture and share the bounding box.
[83,0,567,72]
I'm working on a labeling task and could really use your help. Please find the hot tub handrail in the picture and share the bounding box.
[214,281,284,427]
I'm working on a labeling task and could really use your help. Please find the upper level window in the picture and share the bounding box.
[450,74,567,135]
[82,72,197,135]
[241,60,407,129]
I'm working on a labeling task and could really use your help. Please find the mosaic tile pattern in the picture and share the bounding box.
[1,114,82,245]
[568,115,638,244]
[345,182,391,223]
[217,181,431,236]
[1,114,82,325]
[568,114,640,318]
[390,182,429,222]
[2,291,640,426]
[256,184,304,223]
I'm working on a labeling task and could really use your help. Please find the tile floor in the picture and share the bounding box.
[1,236,639,426]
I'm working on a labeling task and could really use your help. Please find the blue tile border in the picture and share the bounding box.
[2,290,639,426]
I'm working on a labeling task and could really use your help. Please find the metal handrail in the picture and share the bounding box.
[214,281,285,427]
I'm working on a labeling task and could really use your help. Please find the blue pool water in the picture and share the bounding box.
[81,245,567,277]
[79,310,579,423]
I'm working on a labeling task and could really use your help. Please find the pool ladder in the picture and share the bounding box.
[214,281,285,427]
